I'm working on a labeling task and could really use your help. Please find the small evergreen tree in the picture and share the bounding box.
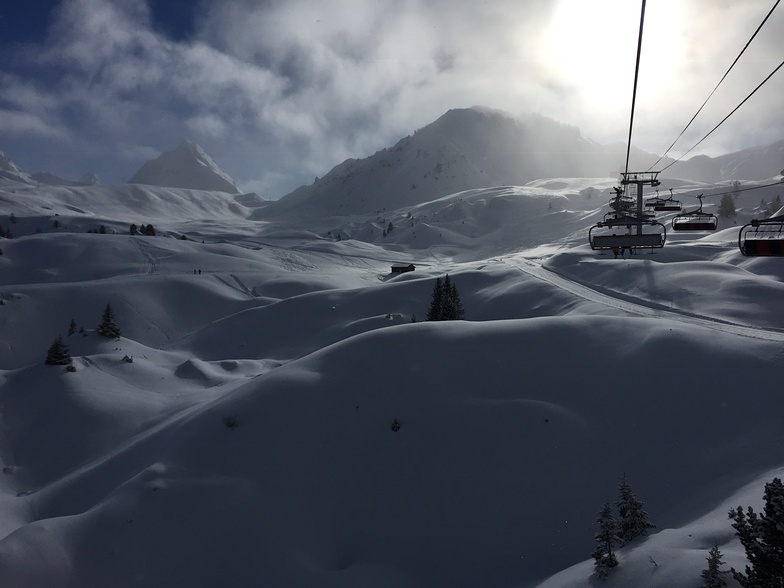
[592,503,619,578]
[616,474,655,544]
[441,274,455,320]
[426,277,443,321]
[99,224,106,234]
[448,279,465,320]
[426,274,465,321]
[130,223,138,235]
[718,193,737,219]
[45,335,72,365]
[701,544,727,588]
[728,477,784,587]
[68,318,77,336]
[97,303,121,338]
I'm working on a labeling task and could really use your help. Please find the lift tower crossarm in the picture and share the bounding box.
[620,171,661,235]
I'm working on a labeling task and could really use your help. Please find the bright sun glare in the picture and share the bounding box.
[542,0,686,117]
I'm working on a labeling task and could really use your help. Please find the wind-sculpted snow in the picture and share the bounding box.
[1,175,784,587]
[1,317,783,587]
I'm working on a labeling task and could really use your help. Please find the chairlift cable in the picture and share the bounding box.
[623,0,648,180]
[648,0,780,171]
[659,58,784,172]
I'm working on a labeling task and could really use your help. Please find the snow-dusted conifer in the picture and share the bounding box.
[592,502,619,578]
[426,277,443,321]
[427,274,465,321]
[45,335,72,365]
[617,474,655,544]
[718,193,736,219]
[97,303,121,338]
[68,318,77,336]
[449,279,465,320]
[729,477,784,587]
[700,544,727,588]
[441,274,455,319]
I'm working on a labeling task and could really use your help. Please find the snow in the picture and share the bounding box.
[1,164,784,587]
[129,140,241,194]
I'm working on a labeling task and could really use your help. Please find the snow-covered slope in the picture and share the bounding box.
[129,140,241,193]
[1,174,783,587]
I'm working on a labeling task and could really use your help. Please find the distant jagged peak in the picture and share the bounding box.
[0,151,23,173]
[0,150,35,184]
[129,140,240,194]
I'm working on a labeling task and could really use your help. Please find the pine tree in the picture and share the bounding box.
[616,474,655,545]
[449,279,465,320]
[426,277,443,321]
[441,274,455,320]
[728,477,784,587]
[97,303,121,338]
[718,193,736,219]
[45,335,72,365]
[68,318,77,336]
[592,503,619,578]
[426,274,465,321]
[701,544,727,588]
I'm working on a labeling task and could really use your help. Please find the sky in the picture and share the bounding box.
[1,0,783,198]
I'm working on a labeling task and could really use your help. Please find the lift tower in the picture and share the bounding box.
[621,170,660,235]
[588,170,667,252]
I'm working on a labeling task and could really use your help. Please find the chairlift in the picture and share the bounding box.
[671,194,717,231]
[589,217,667,251]
[738,215,784,256]
[608,186,636,212]
[645,188,682,212]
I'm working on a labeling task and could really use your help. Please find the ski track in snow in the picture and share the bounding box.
[505,256,784,343]
[132,239,158,275]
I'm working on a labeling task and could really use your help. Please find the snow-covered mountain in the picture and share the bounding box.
[129,140,241,194]
[665,138,784,182]
[262,107,656,219]
[262,107,783,221]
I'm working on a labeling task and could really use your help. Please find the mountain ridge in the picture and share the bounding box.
[263,106,784,219]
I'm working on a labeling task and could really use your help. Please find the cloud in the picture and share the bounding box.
[1,0,782,196]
